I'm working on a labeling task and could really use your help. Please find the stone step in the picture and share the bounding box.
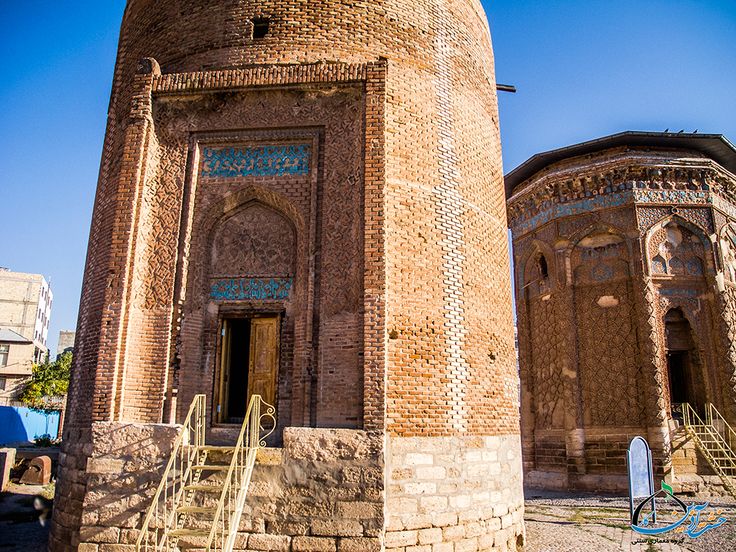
[170,528,210,538]
[192,464,230,472]
[201,446,236,453]
[198,446,283,466]
[177,505,218,514]
[184,484,225,493]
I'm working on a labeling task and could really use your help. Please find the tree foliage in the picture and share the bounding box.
[19,351,72,412]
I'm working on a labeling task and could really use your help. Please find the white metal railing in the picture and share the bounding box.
[706,403,736,457]
[681,402,736,495]
[205,394,275,552]
[136,394,207,551]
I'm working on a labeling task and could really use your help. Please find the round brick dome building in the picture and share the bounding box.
[52,2,523,550]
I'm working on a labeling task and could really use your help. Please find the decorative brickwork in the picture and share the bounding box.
[508,135,736,493]
[53,1,521,551]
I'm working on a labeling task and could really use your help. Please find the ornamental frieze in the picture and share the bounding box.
[508,163,736,234]
[210,277,293,301]
[200,144,311,178]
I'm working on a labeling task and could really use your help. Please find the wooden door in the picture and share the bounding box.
[217,319,232,423]
[247,317,279,406]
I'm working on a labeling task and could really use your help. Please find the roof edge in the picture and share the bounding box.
[505,131,736,199]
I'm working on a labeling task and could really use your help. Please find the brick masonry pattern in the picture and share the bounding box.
[52,1,520,550]
[509,146,736,493]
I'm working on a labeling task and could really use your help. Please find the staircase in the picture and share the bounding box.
[136,394,276,552]
[680,402,736,497]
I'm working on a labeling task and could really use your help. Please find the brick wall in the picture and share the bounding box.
[53,1,520,549]
[508,143,736,493]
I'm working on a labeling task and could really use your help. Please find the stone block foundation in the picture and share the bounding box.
[69,425,526,551]
[75,425,384,551]
[386,434,525,551]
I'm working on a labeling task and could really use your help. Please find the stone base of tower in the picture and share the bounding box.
[385,434,525,551]
[523,427,656,495]
[49,427,94,552]
[51,429,524,551]
[523,425,733,498]
[52,425,385,552]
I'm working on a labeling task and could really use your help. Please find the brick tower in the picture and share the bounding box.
[51,1,524,550]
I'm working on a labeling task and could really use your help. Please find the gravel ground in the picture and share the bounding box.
[524,489,736,552]
[1,484,734,552]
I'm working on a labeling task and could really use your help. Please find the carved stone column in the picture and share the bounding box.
[634,275,670,475]
[557,243,586,483]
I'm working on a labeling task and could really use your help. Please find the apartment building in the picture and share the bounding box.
[0,268,53,404]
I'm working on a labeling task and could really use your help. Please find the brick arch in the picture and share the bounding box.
[569,224,641,427]
[519,239,556,297]
[210,203,297,278]
[718,221,736,282]
[644,215,713,278]
[189,186,306,301]
[570,225,631,286]
[662,306,711,412]
[199,185,305,243]
[568,221,629,249]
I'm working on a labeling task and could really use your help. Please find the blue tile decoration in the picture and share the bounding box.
[201,144,310,178]
[591,264,615,282]
[633,189,708,205]
[513,191,633,234]
[658,287,699,298]
[511,187,736,235]
[210,278,293,301]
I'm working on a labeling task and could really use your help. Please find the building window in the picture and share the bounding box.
[0,344,8,367]
[0,377,6,391]
[252,17,270,39]
[538,254,549,280]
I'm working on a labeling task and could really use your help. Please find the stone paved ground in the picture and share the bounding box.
[524,490,736,552]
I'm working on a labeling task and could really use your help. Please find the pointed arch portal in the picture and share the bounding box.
[665,308,706,416]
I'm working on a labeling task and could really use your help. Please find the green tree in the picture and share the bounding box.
[19,351,72,412]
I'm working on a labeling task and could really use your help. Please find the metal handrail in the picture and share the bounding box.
[205,394,275,552]
[706,403,736,456]
[684,403,736,462]
[681,402,736,495]
[136,394,207,552]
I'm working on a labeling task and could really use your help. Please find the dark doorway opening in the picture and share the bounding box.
[664,308,706,418]
[667,351,690,405]
[226,319,251,423]
[217,315,280,425]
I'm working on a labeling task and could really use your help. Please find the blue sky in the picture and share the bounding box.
[0,1,734,355]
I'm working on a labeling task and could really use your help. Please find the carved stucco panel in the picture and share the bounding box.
[211,203,296,278]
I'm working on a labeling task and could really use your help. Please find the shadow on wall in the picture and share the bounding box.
[0,407,59,446]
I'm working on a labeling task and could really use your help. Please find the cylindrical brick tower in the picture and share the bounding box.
[52,1,523,550]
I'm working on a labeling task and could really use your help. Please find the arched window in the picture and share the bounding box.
[538,254,549,280]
